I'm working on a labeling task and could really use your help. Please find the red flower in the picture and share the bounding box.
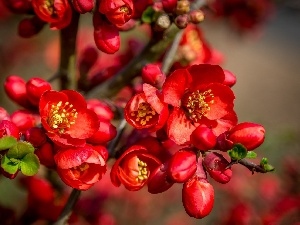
[54,144,107,190]
[162,64,237,145]
[99,0,134,26]
[125,83,169,132]
[110,145,161,191]
[32,0,72,29]
[39,90,99,147]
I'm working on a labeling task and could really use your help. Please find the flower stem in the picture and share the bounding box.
[58,12,80,90]
[52,189,81,225]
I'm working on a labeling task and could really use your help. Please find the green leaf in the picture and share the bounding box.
[7,141,35,159]
[227,143,247,160]
[246,151,257,159]
[0,136,18,151]
[260,157,268,165]
[141,6,155,23]
[260,157,275,172]
[20,153,40,176]
[1,154,20,174]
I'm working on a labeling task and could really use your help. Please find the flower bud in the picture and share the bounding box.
[175,14,189,29]
[116,19,136,31]
[176,0,190,15]
[182,178,214,218]
[203,152,232,184]
[73,0,94,14]
[147,161,173,194]
[191,126,216,151]
[78,46,99,76]
[99,0,134,26]
[2,0,32,14]
[87,119,117,145]
[25,127,47,147]
[141,63,165,88]
[26,77,52,106]
[167,149,197,183]
[189,9,204,24]
[18,16,45,38]
[35,142,56,168]
[4,75,33,109]
[10,110,39,133]
[228,122,265,150]
[93,13,120,54]
[161,0,177,13]
[0,120,20,139]
[223,69,236,87]
[86,99,114,121]
[154,13,171,31]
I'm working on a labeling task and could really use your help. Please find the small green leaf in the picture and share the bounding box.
[0,136,18,151]
[1,155,20,174]
[227,143,247,160]
[260,157,268,165]
[7,141,35,159]
[141,6,155,23]
[263,164,275,172]
[246,151,257,159]
[20,153,40,176]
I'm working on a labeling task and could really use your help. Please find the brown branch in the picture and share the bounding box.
[238,159,268,174]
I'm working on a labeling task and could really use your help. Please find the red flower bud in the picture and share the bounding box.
[25,127,47,147]
[26,77,52,106]
[10,110,39,133]
[87,119,117,145]
[182,178,214,219]
[190,126,216,151]
[18,16,45,38]
[93,13,120,54]
[147,161,173,194]
[141,63,166,88]
[86,99,114,121]
[78,46,99,76]
[167,149,197,183]
[0,120,20,139]
[110,145,161,191]
[99,0,134,26]
[35,142,56,168]
[175,14,189,29]
[55,144,107,190]
[161,0,177,12]
[228,122,265,150]
[203,152,232,184]
[4,75,33,109]
[2,0,32,14]
[73,0,94,14]
[223,69,236,87]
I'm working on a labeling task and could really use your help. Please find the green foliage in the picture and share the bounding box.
[0,136,17,151]
[227,144,247,161]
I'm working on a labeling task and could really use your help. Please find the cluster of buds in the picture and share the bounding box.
[111,63,271,218]
[2,76,117,190]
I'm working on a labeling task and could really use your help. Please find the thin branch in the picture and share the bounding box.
[58,12,80,90]
[238,159,268,174]
[52,189,81,225]
[108,118,127,158]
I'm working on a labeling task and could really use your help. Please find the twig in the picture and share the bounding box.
[108,118,127,158]
[238,159,268,174]
[52,189,81,225]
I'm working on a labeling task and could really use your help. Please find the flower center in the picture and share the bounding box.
[47,101,78,134]
[120,6,129,13]
[71,163,89,179]
[130,102,157,126]
[136,159,149,182]
[184,89,214,122]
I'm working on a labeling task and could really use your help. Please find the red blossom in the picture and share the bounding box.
[39,90,99,147]
[32,0,72,29]
[54,144,107,190]
[125,83,169,132]
[99,0,134,26]
[110,145,161,191]
[26,77,52,106]
[162,64,236,145]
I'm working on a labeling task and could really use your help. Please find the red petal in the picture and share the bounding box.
[167,108,196,145]
[188,64,225,91]
[162,69,191,107]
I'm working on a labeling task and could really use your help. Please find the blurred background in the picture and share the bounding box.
[0,0,300,224]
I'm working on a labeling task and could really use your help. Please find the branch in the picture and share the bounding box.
[58,12,80,90]
[52,189,81,225]
[238,159,269,174]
